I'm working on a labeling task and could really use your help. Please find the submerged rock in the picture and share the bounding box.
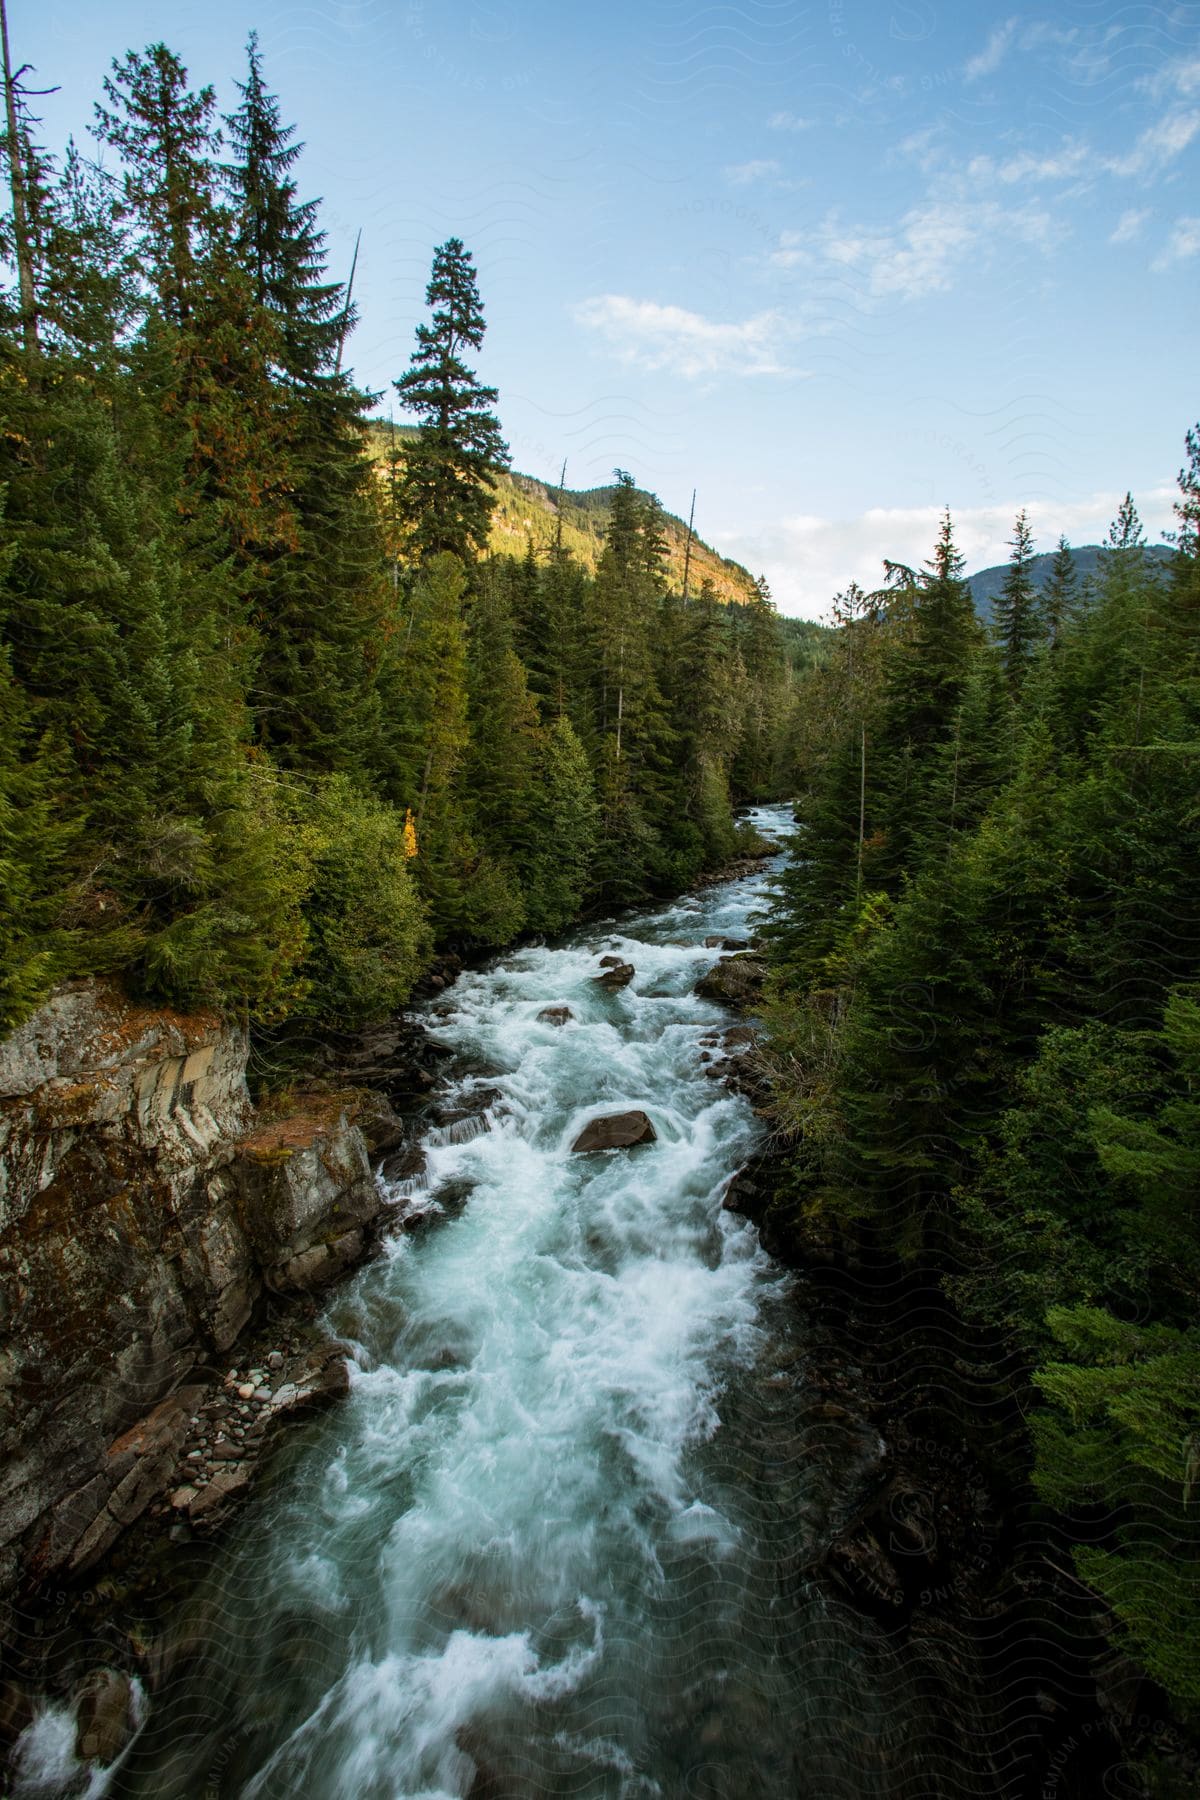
[593,962,635,990]
[74,1668,136,1765]
[571,1111,657,1153]
[536,1006,573,1026]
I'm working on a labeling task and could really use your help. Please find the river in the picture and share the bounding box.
[26,804,985,1799]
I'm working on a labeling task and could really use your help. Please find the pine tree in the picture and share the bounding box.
[520,717,598,934]
[873,510,983,887]
[1163,423,1200,667]
[93,43,221,325]
[1108,491,1146,552]
[992,509,1039,691]
[1039,534,1078,647]
[731,574,786,797]
[393,238,509,563]
[224,33,350,396]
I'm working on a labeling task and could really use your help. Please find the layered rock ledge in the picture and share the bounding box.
[0,980,399,1627]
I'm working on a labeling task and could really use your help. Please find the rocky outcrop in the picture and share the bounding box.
[695,951,767,1009]
[571,1111,657,1152]
[0,980,396,1619]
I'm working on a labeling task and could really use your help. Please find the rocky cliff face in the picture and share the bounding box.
[0,981,398,1626]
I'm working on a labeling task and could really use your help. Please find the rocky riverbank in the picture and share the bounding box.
[0,980,432,1689]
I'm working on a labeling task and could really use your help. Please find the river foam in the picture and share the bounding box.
[117,808,805,1799]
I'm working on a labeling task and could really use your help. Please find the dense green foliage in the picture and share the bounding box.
[764,457,1200,1717]
[0,32,792,1037]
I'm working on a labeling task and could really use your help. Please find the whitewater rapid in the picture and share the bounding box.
[238,811,788,1797]
[49,805,866,1800]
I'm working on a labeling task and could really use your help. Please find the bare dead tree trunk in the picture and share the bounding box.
[334,227,361,374]
[1,0,38,359]
[681,488,696,601]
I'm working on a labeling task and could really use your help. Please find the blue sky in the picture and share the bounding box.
[16,0,1200,616]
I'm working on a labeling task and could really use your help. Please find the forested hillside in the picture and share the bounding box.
[765,485,1200,1728]
[371,425,761,606]
[0,32,796,1041]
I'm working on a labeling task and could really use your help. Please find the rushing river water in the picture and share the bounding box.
[24,804,980,1800]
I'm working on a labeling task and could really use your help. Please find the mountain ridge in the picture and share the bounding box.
[368,425,761,606]
[967,541,1174,620]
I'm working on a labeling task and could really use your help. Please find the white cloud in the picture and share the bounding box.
[573,295,798,380]
[1108,108,1200,177]
[932,103,1198,205]
[1138,55,1200,100]
[896,125,946,173]
[767,111,813,132]
[965,17,1019,82]
[1110,207,1149,244]
[714,490,1178,620]
[969,140,1094,187]
[772,200,1056,303]
[1152,215,1200,270]
[723,158,781,186]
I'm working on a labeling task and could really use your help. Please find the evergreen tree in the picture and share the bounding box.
[93,43,221,325]
[731,574,786,797]
[0,639,73,1029]
[1038,534,1078,646]
[873,511,983,886]
[520,718,598,935]
[224,32,350,396]
[393,238,509,563]
[992,509,1039,691]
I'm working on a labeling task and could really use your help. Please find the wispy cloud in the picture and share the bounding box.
[574,295,798,380]
[1137,54,1200,101]
[723,158,781,186]
[896,125,946,174]
[1108,109,1200,177]
[1152,215,1200,270]
[767,110,813,133]
[965,17,1019,82]
[1110,207,1149,244]
[967,140,1093,187]
[959,108,1198,192]
[773,200,1056,303]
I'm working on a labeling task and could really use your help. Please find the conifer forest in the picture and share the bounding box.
[1,11,1198,1800]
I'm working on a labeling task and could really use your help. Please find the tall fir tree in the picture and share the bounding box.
[93,44,221,325]
[393,237,509,563]
[993,509,1039,692]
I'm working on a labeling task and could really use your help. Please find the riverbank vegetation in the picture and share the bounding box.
[0,31,805,1038]
[763,458,1200,1740]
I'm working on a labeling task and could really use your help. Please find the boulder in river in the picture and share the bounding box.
[704,935,750,950]
[696,954,766,1009]
[74,1668,137,1765]
[571,1111,657,1153]
[593,962,635,990]
[537,1006,573,1025]
[598,953,624,968]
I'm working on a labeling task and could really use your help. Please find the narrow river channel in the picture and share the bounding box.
[88,805,967,1799]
